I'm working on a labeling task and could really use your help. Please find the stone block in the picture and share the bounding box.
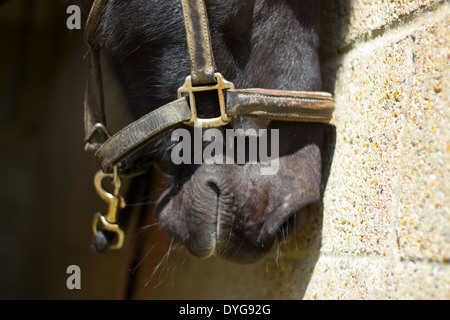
[396,14,450,261]
[320,0,446,53]
[320,35,414,256]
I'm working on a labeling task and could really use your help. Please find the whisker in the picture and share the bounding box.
[129,243,157,274]
[129,222,161,240]
[275,241,286,272]
[124,186,168,208]
[150,242,185,289]
[126,199,159,207]
[143,238,175,288]
[163,245,187,285]
[275,242,282,264]
[136,222,160,232]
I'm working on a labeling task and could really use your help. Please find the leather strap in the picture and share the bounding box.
[180,0,216,85]
[84,0,110,152]
[84,48,109,152]
[95,98,191,172]
[226,89,335,123]
[94,88,334,173]
[85,0,109,45]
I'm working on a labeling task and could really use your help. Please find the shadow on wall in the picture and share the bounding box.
[319,0,352,181]
[320,0,352,93]
[318,0,353,207]
[281,0,353,299]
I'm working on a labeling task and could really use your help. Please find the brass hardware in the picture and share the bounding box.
[178,73,235,128]
[92,168,125,250]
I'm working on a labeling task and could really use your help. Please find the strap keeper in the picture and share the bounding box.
[84,123,110,152]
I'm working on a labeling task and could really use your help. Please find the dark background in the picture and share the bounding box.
[0,0,136,299]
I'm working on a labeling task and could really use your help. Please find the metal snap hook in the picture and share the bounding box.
[92,168,126,250]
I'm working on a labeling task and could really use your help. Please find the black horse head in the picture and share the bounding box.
[76,0,325,263]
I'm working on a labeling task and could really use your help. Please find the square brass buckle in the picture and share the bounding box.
[178,73,235,128]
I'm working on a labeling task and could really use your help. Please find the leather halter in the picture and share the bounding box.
[85,0,335,251]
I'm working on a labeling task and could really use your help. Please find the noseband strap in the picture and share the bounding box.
[96,98,192,172]
[94,89,333,172]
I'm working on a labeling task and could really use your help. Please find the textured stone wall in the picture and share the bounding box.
[313,0,449,299]
[145,0,450,300]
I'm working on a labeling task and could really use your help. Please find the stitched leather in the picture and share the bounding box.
[95,98,191,172]
[180,0,216,85]
[227,89,335,123]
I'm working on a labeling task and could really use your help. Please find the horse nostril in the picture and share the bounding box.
[194,177,221,216]
[181,176,223,259]
[199,179,221,223]
[206,181,220,203]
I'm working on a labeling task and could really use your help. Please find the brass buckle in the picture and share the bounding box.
[92,168,126,250]
[178,73,235,128]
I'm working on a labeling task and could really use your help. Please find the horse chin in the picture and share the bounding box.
[155,196,276,264]
[155,191,309,264]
